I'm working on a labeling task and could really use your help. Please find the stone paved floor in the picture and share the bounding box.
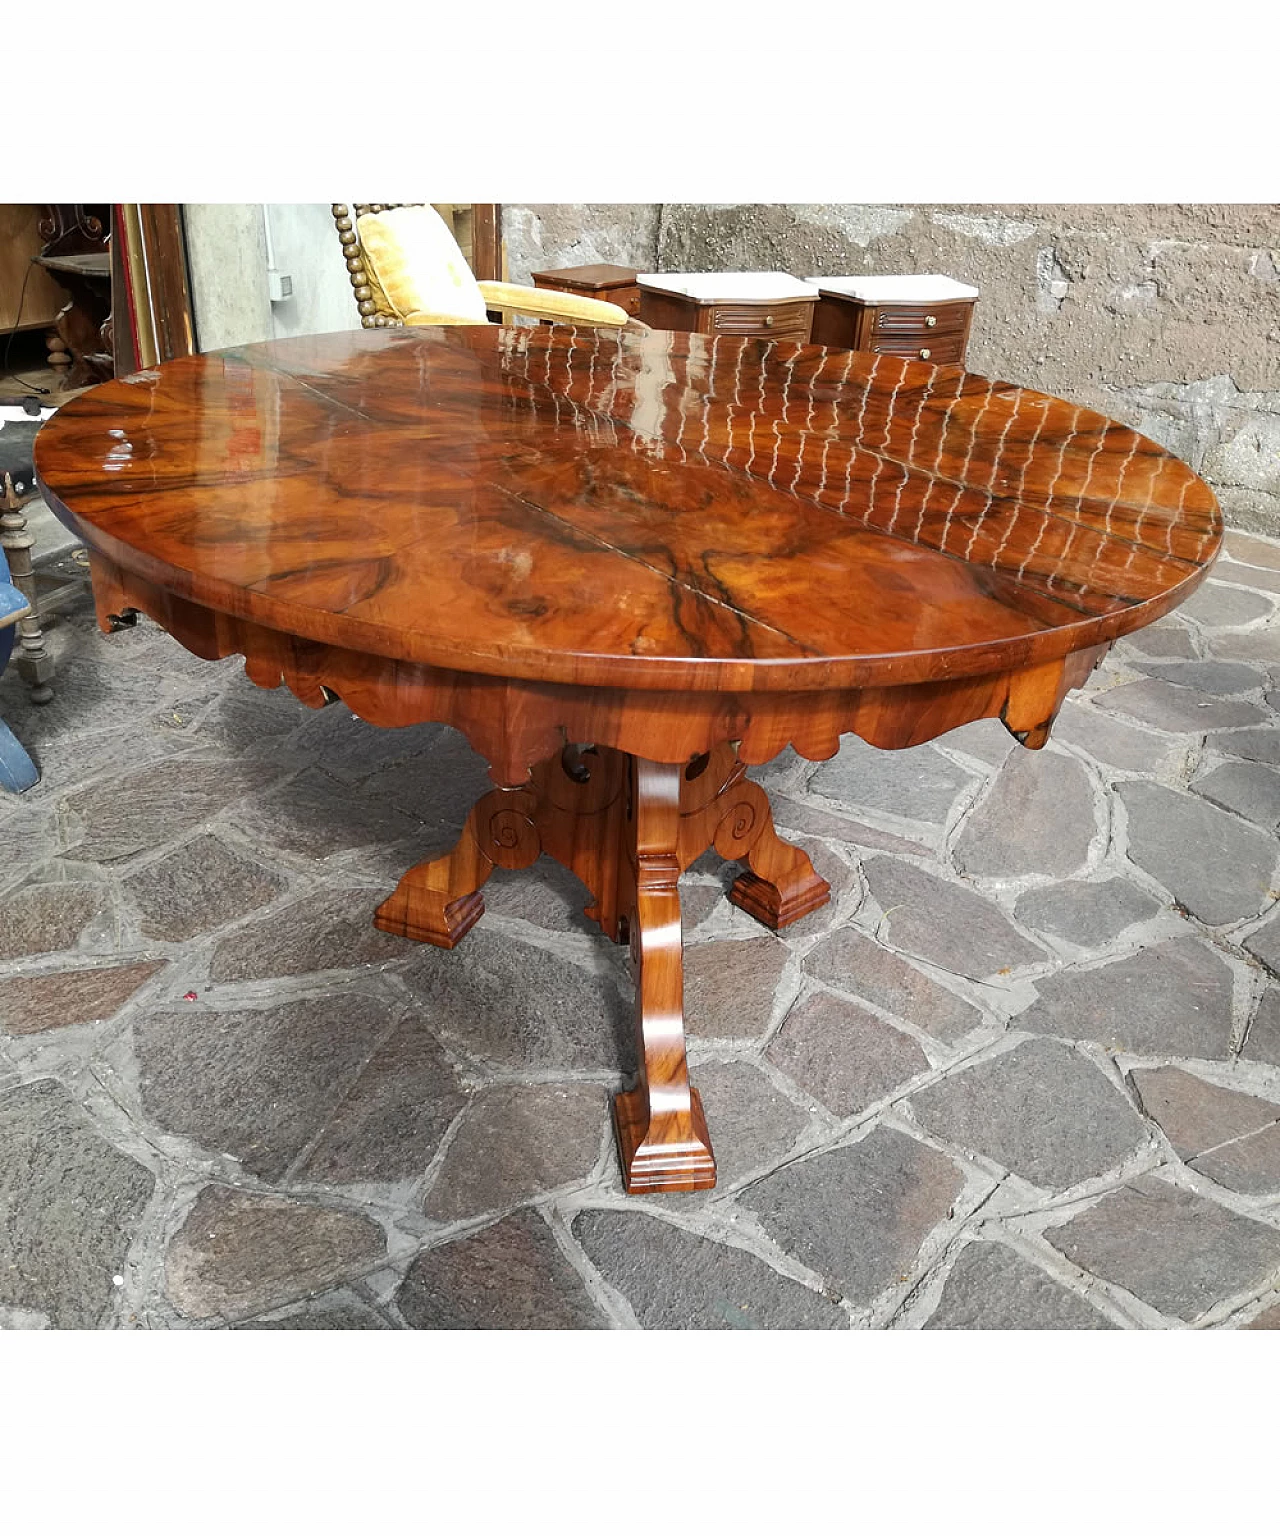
[4,530,1280,1329]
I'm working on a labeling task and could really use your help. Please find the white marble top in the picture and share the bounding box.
[808,273,979,303]
[635,272,821,302]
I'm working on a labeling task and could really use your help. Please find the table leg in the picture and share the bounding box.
[613,756,716,1193]
[375,742,829,1193]
[374,783,541,947]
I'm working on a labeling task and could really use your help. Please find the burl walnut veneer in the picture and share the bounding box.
[34,325,1221,1193]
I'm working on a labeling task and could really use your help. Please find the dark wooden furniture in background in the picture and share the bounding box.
[35,326,1221,1192]
[531,263,641,318]
[0,206,74,361]
[637,272,817,342]
[809,274,979,366]
[35,205,113,388]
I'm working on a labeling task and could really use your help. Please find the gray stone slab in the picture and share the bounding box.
[122,834,287,943]
[208,886,415,983]
[1117,626,1196,659]
[1014,877,1160,948]
[908,1038,1148,1192]
[769,794,932,857]
[1046,1174,1280,1322]
[0,648,177,748]
[0,1080,155,1328]
[299,1016,467,1184]
[1120,782,1277,924]
[1211,567,1280,598]
[1208,633,1280,671]
[1135,660,1267,694]
[1017,937,1236,1057]
[0,960,166,1036]
[165,1184,385,1322]
[286,711,450,785]
[573,1208,845,1329]
[1245,912,1280,976]
[1208,727,1280,766]
[65,758,282,863]
[685,935,789,1039]
[1187,1123,1280,1196]
[1053,700,1185,775]
[923,1241,1116,1329]
[134,992,404,1180]
[1224,532,1280,572]
[182,682,308,757]
[1244,988,1280,1067]
[767,991,929,1116]
[403,928,631,1073]
[809,736,977,827]
[482,856,597,934]
[1096,678,1266,733]
[861,857,1046,981]
[235,1291,391,1329]
[399,1209,607,1329]
[0,805,64,896]
[0,879,111,963]
[1178,583,1274,628]
[358,729,495,839]
[682,1061,810,1186]
[1191,761,1280,832]
[739,1127,965,1305]
[233,767,425,863]
[935,718,1016,768]
[1130,1069,1278,1161]
[803,927,984,1043]
[422,1083,606,1221]
[952,749,1096,880]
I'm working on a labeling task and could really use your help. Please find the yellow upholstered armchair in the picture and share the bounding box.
[332,204,635,330]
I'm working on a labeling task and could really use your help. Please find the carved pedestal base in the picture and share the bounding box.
[375,742,830,1193]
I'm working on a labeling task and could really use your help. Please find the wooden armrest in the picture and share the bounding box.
[476,281,630,328]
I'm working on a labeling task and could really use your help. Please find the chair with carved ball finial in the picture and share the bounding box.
[332,204,637,331]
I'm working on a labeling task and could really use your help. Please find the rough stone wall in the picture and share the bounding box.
[503,204,1280,534]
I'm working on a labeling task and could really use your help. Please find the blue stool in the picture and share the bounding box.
[0,543,39,793]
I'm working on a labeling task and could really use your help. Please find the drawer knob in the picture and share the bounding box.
[919,348,932,360]
[764,314,774,328]
[925,314,937,327]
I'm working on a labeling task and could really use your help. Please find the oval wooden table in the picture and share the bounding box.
[35,326,1222,1193]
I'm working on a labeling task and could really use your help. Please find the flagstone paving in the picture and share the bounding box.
[4,555,1280,1330]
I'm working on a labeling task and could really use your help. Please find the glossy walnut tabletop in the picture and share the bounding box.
[34,325,1222,1194]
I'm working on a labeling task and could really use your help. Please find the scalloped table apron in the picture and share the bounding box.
[35,326,1222,1192]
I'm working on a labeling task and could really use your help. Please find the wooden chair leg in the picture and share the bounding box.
[0,492,54,705]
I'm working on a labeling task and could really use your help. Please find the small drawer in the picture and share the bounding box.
[709,301,812,337]
[613,287,642,316]
[873,301,972,337]
[872,337,966,364]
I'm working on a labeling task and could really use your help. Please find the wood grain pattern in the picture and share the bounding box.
[34,326,1220,702]
[33,326,1221,1194]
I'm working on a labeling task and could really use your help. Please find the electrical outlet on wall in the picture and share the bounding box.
[267,270,294,303]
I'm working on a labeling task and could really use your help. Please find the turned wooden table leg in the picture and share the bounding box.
[613,757,717,1193]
